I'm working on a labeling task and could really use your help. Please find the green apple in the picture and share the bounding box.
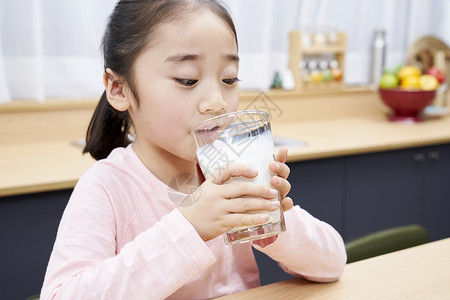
[379,73,399,89]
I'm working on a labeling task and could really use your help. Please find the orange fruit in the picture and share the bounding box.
[397,66,421,80]
[401,76,420,90]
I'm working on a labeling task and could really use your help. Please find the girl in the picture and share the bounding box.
[41,0,346,299]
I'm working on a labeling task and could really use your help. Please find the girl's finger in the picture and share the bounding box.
[275,147,288,164]
[210,163,257,184]
[281,197,294,212]
[225,213,270,228]
[269,161,290,179]
[221,181,278,200]
[270,176,291,199]
[225,197,280,213]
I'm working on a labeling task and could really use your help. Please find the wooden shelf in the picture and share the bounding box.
[289,30,347,92]
[302,45,346,54]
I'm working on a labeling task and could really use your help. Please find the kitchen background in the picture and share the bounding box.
[0,0,449,102]
[2,1,450,299]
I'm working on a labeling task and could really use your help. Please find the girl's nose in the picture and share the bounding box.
[198,85,227,114]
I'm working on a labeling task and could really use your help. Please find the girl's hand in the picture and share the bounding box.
[178,164,280,242]
[270,147,293,212]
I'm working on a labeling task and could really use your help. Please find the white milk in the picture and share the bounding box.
[197,130,281,231]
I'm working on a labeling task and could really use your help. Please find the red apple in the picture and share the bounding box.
[426,66,446,83]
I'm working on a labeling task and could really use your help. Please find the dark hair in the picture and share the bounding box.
[83,0,238,160]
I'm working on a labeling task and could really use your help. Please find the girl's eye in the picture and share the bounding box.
[223,78,240,85]
[175,78,198,87]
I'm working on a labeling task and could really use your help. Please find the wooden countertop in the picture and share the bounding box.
[0,140,94,197]
[1,89,450,197]
[276,113,450,162]
[215,237,450,300]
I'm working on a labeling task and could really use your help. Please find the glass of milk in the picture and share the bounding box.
[190,110,286,244]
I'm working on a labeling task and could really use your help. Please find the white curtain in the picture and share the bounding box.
[0,0,115,103]
[1,0,449,103]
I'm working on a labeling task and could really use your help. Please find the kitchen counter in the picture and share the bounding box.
[275,113,450,162]
[0,140,94,197]
[1,89,450,197]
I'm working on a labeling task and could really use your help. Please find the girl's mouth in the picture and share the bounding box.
[198,125,219,134]
[194,125,221,143]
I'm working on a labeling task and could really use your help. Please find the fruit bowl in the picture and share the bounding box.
[378,88,436,122]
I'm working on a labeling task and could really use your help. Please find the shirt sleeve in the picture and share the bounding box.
[40,179,216,300]
[252,205,347,282]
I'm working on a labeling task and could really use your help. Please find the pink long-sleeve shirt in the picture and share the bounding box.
[41,145,346,299]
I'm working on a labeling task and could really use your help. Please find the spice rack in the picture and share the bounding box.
[289,30,347,91]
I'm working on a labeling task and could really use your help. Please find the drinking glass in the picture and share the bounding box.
[190,110,286,244]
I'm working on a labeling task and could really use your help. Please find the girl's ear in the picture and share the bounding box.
[104,68,131,112]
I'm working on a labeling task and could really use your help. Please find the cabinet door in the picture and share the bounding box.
[423,144,450,240]
[288,157,345,235]
[345,149,423,240]
[0,190,71,300]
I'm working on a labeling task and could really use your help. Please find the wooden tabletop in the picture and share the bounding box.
[215,237,450,300]
[274,113,450,162]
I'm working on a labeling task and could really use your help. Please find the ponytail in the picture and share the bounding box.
[83,91,132,160]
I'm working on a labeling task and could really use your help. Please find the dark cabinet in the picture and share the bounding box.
[422,144,450,240]
[345,144,450,241]
[344,148,424,240]
[288,157,345,234]
[0,190,71,300]
[286,143,450,242]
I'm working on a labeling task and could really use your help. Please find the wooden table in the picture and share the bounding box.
[216,238,450,299]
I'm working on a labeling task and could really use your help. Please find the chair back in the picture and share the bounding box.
[345,224,429,263]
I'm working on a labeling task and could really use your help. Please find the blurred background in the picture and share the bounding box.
[0,0,449,101]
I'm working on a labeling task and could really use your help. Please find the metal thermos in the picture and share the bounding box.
[370,29,386,85]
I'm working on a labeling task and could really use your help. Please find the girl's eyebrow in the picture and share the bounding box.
[164,53,240,63]
[226,54,240,63]
[165,54,200,63]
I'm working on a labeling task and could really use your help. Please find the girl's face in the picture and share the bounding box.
[129,10,239,167]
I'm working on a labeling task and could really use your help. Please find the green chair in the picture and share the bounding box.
[25,295,40,300]
[345,224,430,264]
